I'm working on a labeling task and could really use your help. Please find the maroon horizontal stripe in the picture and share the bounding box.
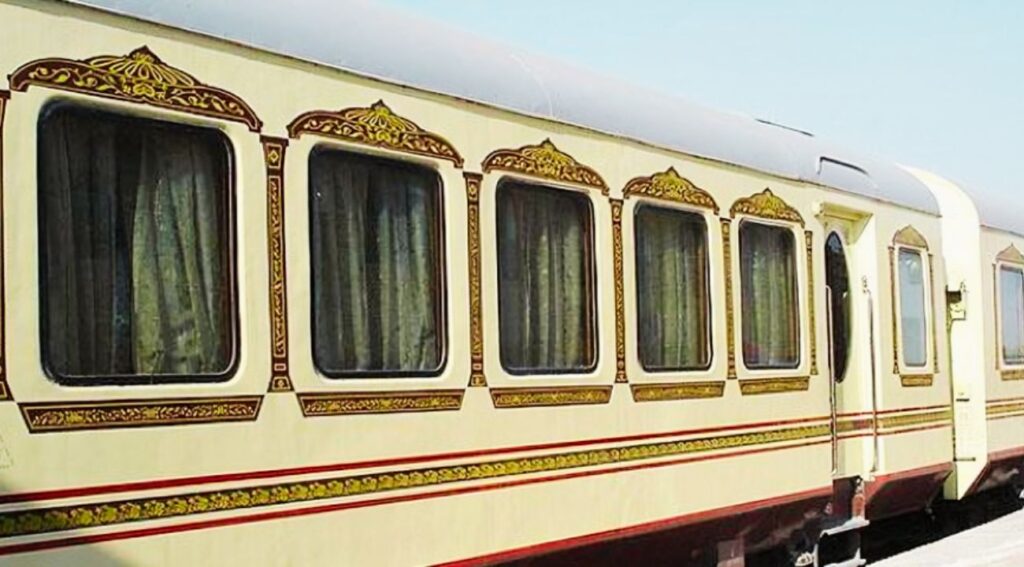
[0,414,831,505]
[0,440,830,556]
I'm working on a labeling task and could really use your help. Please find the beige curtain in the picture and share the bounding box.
[40,108,231,378]
[635,206,708,370]
[498,183,592,371]
[740,223,800,368]
[310,150,440,374]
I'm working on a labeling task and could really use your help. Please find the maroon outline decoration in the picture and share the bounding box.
[262,137,293,392]
[287,100,463,167]
[9,46,262,131]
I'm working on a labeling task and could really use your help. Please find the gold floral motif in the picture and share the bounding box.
[892,225,929,249]
[262,137,293,393]
[836,417,874,435]
[297,391,464,416]
[10,47,262,131]
[0,91,9,401]
[1002,369,1024,381]
[623,167,719,213]
[729,188,804,226]
[611,199,627,383]
[0,422,830,539]
[877,409,951,430]
[806,231,818,376]
[987,401,1024,419]
[721,219,737,378]
[490,386,612,408]
[20,397,262,433]
[739,377,810,396]
[481,139,608,193]
[464,173,486,387]
[997,244,1024,265]
[899,374,934,387]
[631,382,725,402]
[287,100,463,167]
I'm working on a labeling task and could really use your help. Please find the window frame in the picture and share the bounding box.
[632,201,713,373]
[736,218,804,373]
[997,262,1024,371]
[494,178,599,376]
[893,243,933,374]
[306,145,450,380]
[37,102,241,386]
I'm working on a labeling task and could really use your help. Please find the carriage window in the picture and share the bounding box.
[39,106,235,383]
[309,149,444,377]
[497,182,596,373]
[825,232,852,382]
[898,249,928,367]
[740,222,800,369]
[1000,266,1024,366]
[635,205,710,370]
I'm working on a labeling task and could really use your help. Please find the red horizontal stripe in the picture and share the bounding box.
[0,439,830,556]
[875,403,950,415]
[987,395,1024,405]
[0,414,831,505]
[438,484,833,566]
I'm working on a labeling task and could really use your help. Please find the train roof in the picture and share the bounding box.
[66,0,946,215]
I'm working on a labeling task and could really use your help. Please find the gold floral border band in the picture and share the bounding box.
[19,397,263,433]
[0,421,829,541]
[287,100,463,167]
[482,139,608,193]
[988,401,1024,420]
[262,137,293,393]
[297,391,464,416]
[631,382,725,402]
[877,409,952,430]
[9,47,262,131]
[739,377,810,396]
[490,386,613,409]
[805,231,818,376]
[464,173,486,387]
[721,218,737,379]
[0,91,9,401]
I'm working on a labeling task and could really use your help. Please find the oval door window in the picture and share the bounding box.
[825,232,852,382]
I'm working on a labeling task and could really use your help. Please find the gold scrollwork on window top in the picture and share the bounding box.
[730,188,804,226]
[482,139,608,193]
[892,225,929,249]
[10,46,263,131]
[623,167,719,213]
[998,244,1024,265]
[287,100,464,167]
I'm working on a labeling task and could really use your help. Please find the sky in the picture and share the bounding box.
[377,0,1022,200]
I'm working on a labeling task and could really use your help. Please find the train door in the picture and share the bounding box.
[824,231,853,477]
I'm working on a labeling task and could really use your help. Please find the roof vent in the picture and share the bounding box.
[755,118,814,137]
[818,157,877,194]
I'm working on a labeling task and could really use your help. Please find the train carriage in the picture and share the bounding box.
[0,1,1021,565]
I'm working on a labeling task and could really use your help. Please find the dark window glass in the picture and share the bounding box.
[635,205,710,371]
[898,249,928,367]
[497,182,596,373]
[740,222,800,369]
[1000,266,1024,366]
[309,149,444,377]
[39,106,235,383]
[824,233,851,382]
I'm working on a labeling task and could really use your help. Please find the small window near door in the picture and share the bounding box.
[740,222,800,369]
[1000,266,1024,366]
[897,249,928,367]
[824,233,851,382]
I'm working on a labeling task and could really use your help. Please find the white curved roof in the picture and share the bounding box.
[68,0,941,215]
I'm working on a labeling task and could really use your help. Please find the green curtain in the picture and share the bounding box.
[635,206,708,370]
[1001,268,1024,364]
[40,107,231,378]
[497,183,592,371]
[740,223,800,368]
[310,150,440,374]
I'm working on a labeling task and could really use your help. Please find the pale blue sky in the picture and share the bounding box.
[379,0,1022,200]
